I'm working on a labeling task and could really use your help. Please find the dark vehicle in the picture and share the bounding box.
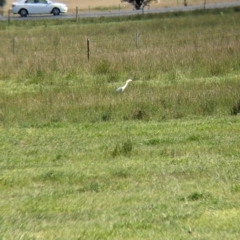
[121,0,152,10]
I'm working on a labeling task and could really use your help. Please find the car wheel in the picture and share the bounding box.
[52,8,60,16]
[20,9,28,17]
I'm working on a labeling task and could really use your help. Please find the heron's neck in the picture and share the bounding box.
[123,81,129,89]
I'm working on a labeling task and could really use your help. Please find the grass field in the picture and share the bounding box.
[1,116,240,239]
[1,7,240,239]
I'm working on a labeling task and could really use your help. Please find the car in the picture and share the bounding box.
[11,0,68,17]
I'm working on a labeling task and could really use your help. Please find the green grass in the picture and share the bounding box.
[1,117,240,239]
[1,7,240,239]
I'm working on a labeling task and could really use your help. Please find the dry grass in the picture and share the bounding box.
[0,7,240,125]
[1,9,240,80]
[0,8,240,127]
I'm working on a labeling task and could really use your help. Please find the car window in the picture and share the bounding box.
[24,0,46,3]
[25,0,35,3]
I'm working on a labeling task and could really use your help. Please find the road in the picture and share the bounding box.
[1,1,240,21]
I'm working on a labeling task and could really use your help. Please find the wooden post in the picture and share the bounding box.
[204,0,206,9]
[135,31,139,48]
[8,9,10,25]
[87,38,90,61]
[75,6,78,22]
[12,37,15,54]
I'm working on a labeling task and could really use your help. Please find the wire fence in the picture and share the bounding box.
[1,0,240,69]
[2,31,240,60]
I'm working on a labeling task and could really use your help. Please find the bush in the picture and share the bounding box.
[121,0,151,10]
[111,139,133,157]
[0,0,6,8]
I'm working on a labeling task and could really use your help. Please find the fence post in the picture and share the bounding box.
[8,9,11,25]
[12,37,15,54]
[87,38,90,61]
[135,31,139,48]
[204,0,206,9]
[75,6,78,22]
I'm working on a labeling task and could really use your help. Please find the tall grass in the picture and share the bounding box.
[1,8,240,79]
[0,8,240,127]
[0,76,240,127]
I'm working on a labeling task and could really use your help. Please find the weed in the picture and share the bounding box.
[231,100,240,115]
[101,112,111,121]
[93,60,112,75]
[111,139,133,157]
[34,170,64,182]
[111,169,130,178]
[78,182,100,193]
[231,184,240,193]
[145,138,160,146]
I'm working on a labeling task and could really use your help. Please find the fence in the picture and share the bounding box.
[1,3,240,79]
[0,31,239,81]
[3,32,240,60]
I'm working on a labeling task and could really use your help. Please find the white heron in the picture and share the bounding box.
[115,79,132,93]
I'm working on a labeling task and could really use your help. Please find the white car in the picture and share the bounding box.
[11,0,68,17]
